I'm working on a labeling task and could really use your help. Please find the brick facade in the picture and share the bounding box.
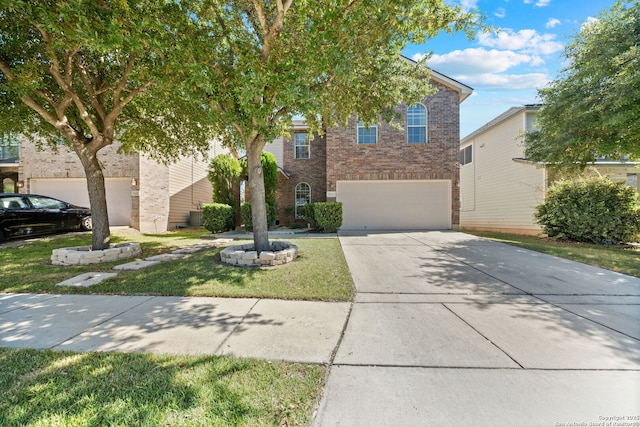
[276,131,327,225]
[325,81,461,226]
[18,139,136,188]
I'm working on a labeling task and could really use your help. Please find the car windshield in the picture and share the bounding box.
[28,196,67,209]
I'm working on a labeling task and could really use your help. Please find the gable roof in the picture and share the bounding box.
[401,55,473,103]
[461,104,541,145]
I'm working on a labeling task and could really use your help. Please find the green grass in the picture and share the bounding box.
[0,229,354,301]
[464,230,640,278]
[0,348,326,427]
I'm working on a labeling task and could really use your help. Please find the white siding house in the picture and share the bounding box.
[460,104,640,235]
[459,105,547,235]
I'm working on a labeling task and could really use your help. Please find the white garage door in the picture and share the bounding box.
[337,180,451,230]
[30,178,131,226]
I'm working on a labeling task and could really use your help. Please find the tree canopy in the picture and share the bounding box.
[181,0,480,251]
[525,0,640,169]
[0,0,215,249]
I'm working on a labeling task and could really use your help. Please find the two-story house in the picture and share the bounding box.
[265,68,473,231]
[459,104,640,235]
[7,63,471,234]
[5,135,225,234]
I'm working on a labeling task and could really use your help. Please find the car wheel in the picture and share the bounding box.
[81,216,92,231]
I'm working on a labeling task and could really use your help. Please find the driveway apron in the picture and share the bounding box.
[314,231,640,427]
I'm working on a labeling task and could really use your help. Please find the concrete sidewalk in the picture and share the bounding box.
[0,293,350,364]
[313,231,640,427]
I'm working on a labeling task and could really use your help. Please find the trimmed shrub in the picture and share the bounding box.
[208,154,241,206]
[535,176,640,244]
[208,154,241,229]
[241,202,277,232]
[309,202,343,233]
[202,203,234,233]
[301,203,316,229]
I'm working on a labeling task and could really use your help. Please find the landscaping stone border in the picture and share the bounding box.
[51,242,142,266]
[220,241,298,267]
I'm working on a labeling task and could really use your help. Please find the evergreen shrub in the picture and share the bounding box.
[202,203,234,233]
[535,176,640,243]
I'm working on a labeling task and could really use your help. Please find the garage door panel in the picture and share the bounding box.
[30,178,131,226]
[337,180,451,230]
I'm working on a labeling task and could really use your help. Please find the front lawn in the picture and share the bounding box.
[0,348,325,427]
[464,230,640,278]
[0,229,354,301]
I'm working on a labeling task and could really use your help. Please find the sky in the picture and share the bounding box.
[402,0,619,138]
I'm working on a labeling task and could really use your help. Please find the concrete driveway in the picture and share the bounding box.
[314,231,640,427]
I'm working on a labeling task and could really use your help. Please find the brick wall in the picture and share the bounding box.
[277,131,327,225]
[325,81,461,226]
[18,138,136,190]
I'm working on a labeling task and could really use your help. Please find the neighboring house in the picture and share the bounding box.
[4,134,225,234]
[264,67,473,231]
[459,104,640,235]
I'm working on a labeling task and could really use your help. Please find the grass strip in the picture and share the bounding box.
[0,348,326,427]
[0,230,354,301]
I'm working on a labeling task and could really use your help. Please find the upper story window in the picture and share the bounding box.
[294,132,310,159]
[407,104,427,144]
[460,145,473,166]
[0,133,19,161]
[357,120,378,144]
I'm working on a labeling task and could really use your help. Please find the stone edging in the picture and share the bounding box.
[51,242,142,266]
[220,241,298,266]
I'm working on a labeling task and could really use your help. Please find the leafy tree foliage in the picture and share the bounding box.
[0,0,214,249]
[535,176,640,244]
[181,0,480,251]
[208,154,242,207]
[525,1,640,169]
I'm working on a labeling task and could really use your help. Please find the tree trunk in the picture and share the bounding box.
[246,141,270,252]
[74,142,111,251]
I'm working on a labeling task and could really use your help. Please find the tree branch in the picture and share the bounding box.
[35,24,101,138]
[74,56,107,122]
[251,0,269,37]
[259,0,294,62]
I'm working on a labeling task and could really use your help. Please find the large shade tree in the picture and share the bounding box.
[525,0,639,169]
[0,0,215,250]
[183,0,480,252]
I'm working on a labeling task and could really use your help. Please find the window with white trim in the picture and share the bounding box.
[460,145,473,166]
[357,120,378,144]
[294,132,310,159]
[407,104,427,144]
[295,183,311,218]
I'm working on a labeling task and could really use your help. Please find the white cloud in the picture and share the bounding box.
[426,48,542,74]
[581,16,599,30]
[546,18,561,28]
[454,73,551,90]
[524,0,551,5]
[457,0,479,11]
[477,29,563,55]
[494,7,507,18]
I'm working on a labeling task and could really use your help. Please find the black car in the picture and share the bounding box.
[0,194,92,241]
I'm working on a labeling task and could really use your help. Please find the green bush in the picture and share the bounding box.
[535,176,640,244]
[308,202,343,233]
[208,154,241,206]
[301,203,316,229]
[201,203,235,233]
[241,202,277,232]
